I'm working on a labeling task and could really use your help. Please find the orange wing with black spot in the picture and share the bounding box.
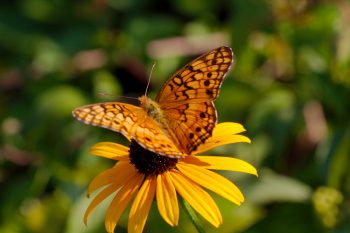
[156,46,234,154]
[73,47,234,157]
[72,102,185,158]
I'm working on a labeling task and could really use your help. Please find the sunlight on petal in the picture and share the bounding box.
[177,163,244,205]
[87,166,116,197]
[87,161,134,196]
[195,135,251,154]
[128,176,157,233]
[156,172,179,226]
[181,156,258,176]
[170,170,222,227]
[84,183,119,225]
[214,122,247,135]
[90,142,129,160]
[105,173,144,233]
[195,122,250,154]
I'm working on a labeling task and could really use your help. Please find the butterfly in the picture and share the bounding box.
[72,46,234,158]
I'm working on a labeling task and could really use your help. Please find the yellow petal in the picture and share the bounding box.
[87,161,134,196]
[105,172,144,233]
[128,176,157,233]
[196,135,251,154]
[195,123,251,154]
[181,156,258,176]
[177,163,244,205]
[170,170,222,227]
[90,142,129,160]
[156,172,179,226]
[213,122,247,135]
[84,183,119,225]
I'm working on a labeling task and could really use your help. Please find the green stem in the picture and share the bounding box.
[181,198,207,233]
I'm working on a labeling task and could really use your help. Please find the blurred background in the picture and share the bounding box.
[1,0,349,232]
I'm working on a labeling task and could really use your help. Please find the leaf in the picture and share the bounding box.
[247,169,312,204]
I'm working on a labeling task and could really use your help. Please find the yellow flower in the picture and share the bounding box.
[84,122,257,233]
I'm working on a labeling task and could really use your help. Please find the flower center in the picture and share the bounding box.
[129,140,178,176]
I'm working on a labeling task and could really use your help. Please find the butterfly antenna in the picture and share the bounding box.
[97,92,115,97]
[145,61,156,96]
[97,92,138,101]
[120,96,139,100]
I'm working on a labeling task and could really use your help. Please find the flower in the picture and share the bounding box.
[84,122,257,233]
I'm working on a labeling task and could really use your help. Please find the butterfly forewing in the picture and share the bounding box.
[73,103,141,136]
[72,103,185,158]
[155,46,234,104]
[155,46,234,154]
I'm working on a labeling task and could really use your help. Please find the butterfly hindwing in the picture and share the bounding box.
[134,116,185,158]
[164,101,217,154]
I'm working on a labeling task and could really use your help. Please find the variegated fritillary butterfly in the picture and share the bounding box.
[72,46,234,158]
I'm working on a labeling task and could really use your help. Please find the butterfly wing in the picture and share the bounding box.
[155,46,234,154]
[156,46,234,103]
[72,103,185,158]
[163,101,217,154]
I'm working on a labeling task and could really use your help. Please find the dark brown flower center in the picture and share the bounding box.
[129,140,178,176]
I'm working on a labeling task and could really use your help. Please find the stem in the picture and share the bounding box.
[181,198,207,233]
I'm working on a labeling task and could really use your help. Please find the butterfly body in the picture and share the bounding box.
[139,96,165,124]
[73,46,234,158]
[138,95,183,151]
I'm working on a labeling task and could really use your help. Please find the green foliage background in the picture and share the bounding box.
[1,0,349,232]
